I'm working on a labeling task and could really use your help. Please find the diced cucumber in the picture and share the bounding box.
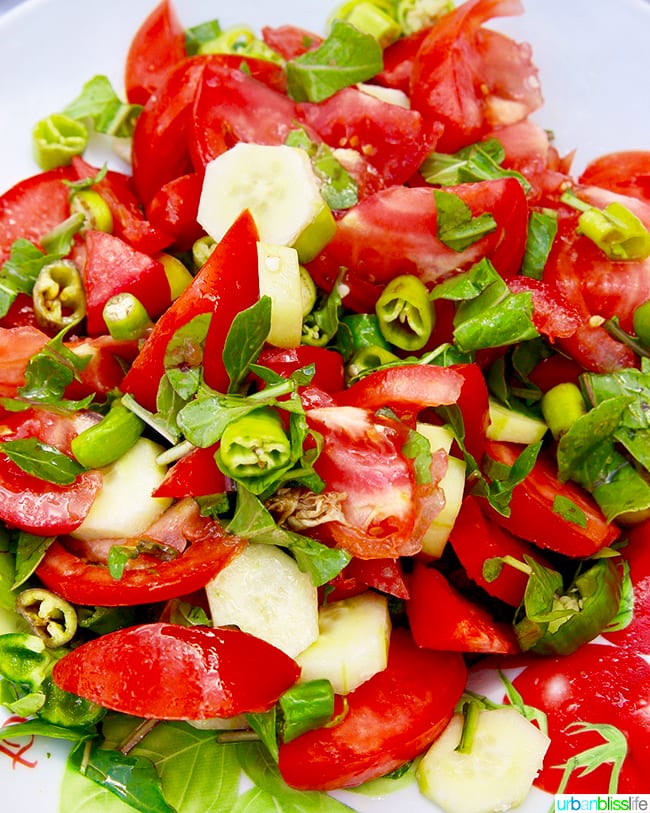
[257,242,303,348]
[416,423,466,558]
[357,82,410,108]
[417,707,550,813]
[197,143,335,263]
[296,591,391,695]
[486,398,547,444]
[205,543,319,659]
[71,438,172,541]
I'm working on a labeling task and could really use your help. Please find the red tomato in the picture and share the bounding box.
[0,167,75,263]
[409,0,542,152]
[601,518,650,654]
[337,363,463,417]
[189,63,305,170]
[63,335,140,399]
[72,157,172,256]
[507,276,581,341]
[255,345,345,395]
[83,230,171,335]
[296,86,437,187]
[579,150,650,203]
[0,408,102,535]
[53,622,300,719]
[152,444,227,499]
[146,171,205,251]
[261,24,322,59]
[374,28,429,95]
[36,504,244,606]
[528,353,582,393]
[0,325,49,397]
[511,644,650,793]
[449,495,549,606]
[484,440,621,557]
[308,178,528,312]
[407,561,519,653]
[305,405,446,558]
[278,627,466,790]
[121,210,259,411]
[0,293,41,330]
[124,0,186,105]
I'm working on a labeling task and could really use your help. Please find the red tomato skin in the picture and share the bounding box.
[602,518,650,654]
[579,150,650,203]
[121,210,259,412]
[0,325,49,397]
[528,353,583,393]
[83,230,171,335]
[511,644,650,793]
[507,276,581,341]
[146,172,205,251]
[261,24,322,59]
[63,336,140,399]
[484,441,621,557]
[255,345,345,395]
[0,166,76,263]
[407,561,519,653]
[124,0,186,105]
[278,628,466,790]
[36,517,244,606]
[449,495,549,606]
[152,444,227,499]
[52,623,300,719]
[374,28,429,95]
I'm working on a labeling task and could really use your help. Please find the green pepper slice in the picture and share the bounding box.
[216,407,292,481]
[15,588,78,648]
[375,273,434,350]
[32,113,88,170]
[32,259,86,331]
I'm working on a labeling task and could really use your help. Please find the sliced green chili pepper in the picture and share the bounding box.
[216,407,292,481]
[102,292,154,341]
[192,235,216,270]
[32,113,88,170]
[38,677,105,727]
[71,400,145,469]
[541,382,587,439]
[0,633,55,691]
[197,24,283,64]
[15,588,78,649]
[375,273,434,350]
[158,253,194,300]
[512,555,622,656]
[279,679,335,743]
[32,259,85,331]
[69,189,113,233]
[632,299,650,346]
[346,344,400,383]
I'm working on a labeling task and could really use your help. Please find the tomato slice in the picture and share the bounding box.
[511,644,650,793]
[0,325,49,397]
[484,441,621,557]
[152,444,227,499]
[278,627,466,790]
[124,0,186,105]
[146,171,205,251]
[52,622,300,719]
[255,345,345,395]
[579,150,650,203]
[407,561,519,654]
[261,24,322,60]
[35,506,244,606]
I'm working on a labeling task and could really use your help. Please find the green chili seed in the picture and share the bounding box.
[103,292,154,340]
[32,259,85,331]
[375,273,434,350]
[71,401,145,469]
[541,382,587,439]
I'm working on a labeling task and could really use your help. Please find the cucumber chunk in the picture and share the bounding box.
[71,438,172,541]
[205,543,319,658]
[296,591,391,695]
[257,242,303,348]
[486,398,547,444]
[417,707,550,813]
[197,143,335,263]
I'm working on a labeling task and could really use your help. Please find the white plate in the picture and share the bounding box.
[1,0,649,810]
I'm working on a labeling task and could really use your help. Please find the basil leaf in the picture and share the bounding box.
[286,128,358,210]
[476,441,542,516]
[64,75,142,138]
[0,438,85,484]
[0,718,93,743]
[433,188,496,251]
[521,210,558,280]
[0,239,55,318]
[223,296,272,392]
[13,531,55,589]
[552,494,587,528]
[287,21,383,103]
[0,528,18,611]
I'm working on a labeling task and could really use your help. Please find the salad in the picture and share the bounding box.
[1,0,650,811]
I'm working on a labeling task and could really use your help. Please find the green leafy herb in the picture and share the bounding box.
[521,210,558,279]
[287,21,383,103]
[0,437,85,485]
[552,494,588,528]
[433,188,497,251]
[302,273,344,347]
[0,238,59,318]
[554,722,627,795]
[286,128,358,210]
[63,75,142,139]
[185,19,222,55]
[473,440,542,516]
[223,296,272,392]
[13,531,55,589]
[107,541,179,581]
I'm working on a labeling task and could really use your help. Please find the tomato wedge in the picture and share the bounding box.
[278,627,465,790]
[53,622,300,719]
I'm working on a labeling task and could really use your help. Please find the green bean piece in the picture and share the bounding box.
[216,407,292,481]
[632,299,650,346]
[0,633,55,691]
[15,588,78,649]
[341,313,391,352]
[375,273,434,350]
[32,113,88,170]
[103,292,154,340]
[69,189,114,233]
[71,401,145,469]
[541,382,587,439]
[32,259,85,331]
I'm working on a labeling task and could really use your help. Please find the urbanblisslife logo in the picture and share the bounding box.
[555,796,650,812]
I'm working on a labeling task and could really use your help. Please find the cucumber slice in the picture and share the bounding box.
[205,543,319,658]
[197,143,335,263]
[296,591,391,695]
[71,438,172,541]
[357,82,410,108]
[486,398,547,444]
[257,242,303,348]
[417,707,550,813]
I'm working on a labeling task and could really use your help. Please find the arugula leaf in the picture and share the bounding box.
[0,718,94,743]
[68,741,175,813]
[0,437,85,484]
[40,212,85,255]
[433,188,497,251]
[497,671,548,735]
[603,559,634,633]
[521,210,558,280]
[63,75,142,138]
[287,21,383,103]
